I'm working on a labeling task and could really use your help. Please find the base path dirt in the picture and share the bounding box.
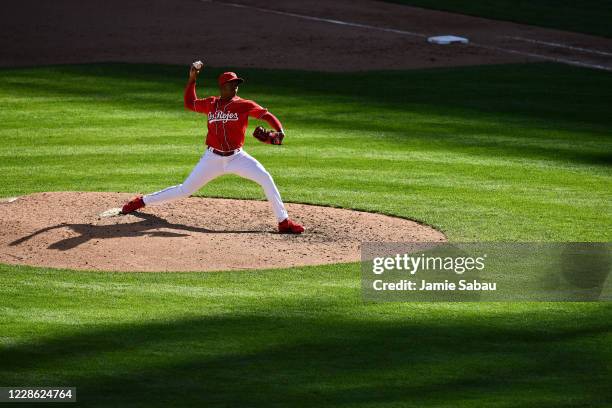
[2,0,611,71]
[0,192,446,272]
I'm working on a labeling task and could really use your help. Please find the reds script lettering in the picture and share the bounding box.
[208,111,239,123]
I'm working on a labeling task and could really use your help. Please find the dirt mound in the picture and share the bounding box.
[0,192,446,272]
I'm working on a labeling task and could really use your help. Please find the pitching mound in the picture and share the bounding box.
[0,192,446,272]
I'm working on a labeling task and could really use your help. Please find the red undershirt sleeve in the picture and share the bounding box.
[184,80,209,113]
[259,112,283,132]
[247,101,283,131]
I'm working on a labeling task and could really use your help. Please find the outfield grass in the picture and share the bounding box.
[1,264,611,407]
[383,0,612,38]
[0,63,611,406]
[1,63,611,241]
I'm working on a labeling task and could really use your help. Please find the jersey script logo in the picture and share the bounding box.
[208,111,239,124]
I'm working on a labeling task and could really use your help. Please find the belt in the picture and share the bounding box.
[208,147,241,156]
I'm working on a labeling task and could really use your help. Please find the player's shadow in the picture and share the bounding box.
[9,212,266,251]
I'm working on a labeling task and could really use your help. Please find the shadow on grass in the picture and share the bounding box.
[9,212,266,250]
[0,313,610,407]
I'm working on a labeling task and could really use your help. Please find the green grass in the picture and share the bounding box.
[1,63,610,241]
[1,63,611,406]
[383,0,612,38]
[1,265,611,407]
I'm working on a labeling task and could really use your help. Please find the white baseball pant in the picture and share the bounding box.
[143,148,289,222]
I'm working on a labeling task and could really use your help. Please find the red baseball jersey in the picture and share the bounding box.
[184,81,282,151]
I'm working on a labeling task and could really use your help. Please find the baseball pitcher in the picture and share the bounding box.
[120,60,304,234]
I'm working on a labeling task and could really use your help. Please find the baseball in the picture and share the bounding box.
[192,60,203,70]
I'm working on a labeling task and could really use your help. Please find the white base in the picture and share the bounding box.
[428,35,469,45]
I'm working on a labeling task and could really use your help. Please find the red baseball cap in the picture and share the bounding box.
[218,72,244,86]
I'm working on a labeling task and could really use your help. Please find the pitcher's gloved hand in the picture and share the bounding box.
[253,126,284,145]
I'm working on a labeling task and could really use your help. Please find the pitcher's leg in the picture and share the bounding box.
[144,151,222,206]
[226,151,288,222]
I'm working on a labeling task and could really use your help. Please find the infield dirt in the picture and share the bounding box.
[2,0,611,71]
